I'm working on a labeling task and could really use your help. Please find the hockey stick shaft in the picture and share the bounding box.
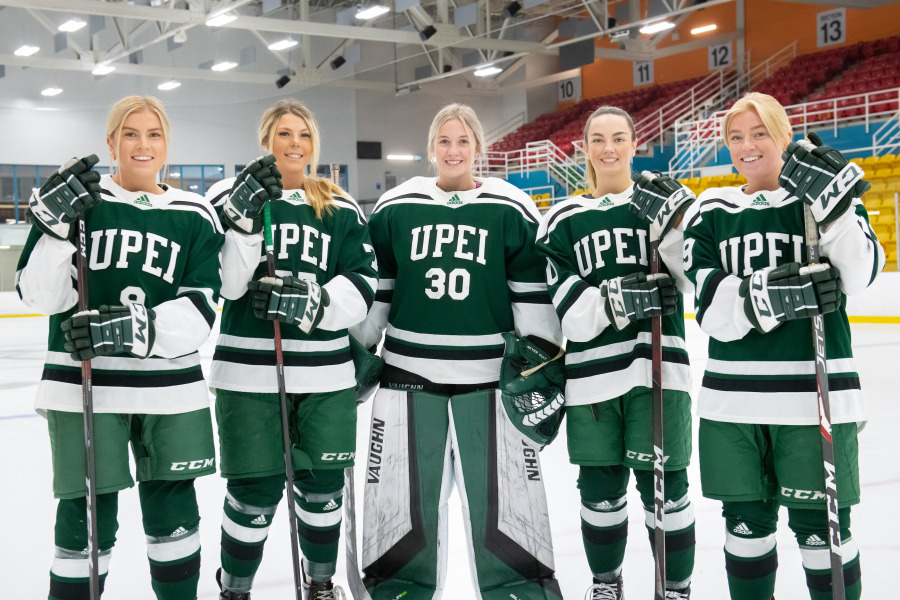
[263,204,304,600]
[804,205,845,600]
[650,233,666,600]
[77,217,101,600]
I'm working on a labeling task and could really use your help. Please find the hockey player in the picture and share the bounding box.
[206,99,377,600]
[352,103,564,600]
[16,95,223,600]
[674,92,882,599]
[536,106,696,599]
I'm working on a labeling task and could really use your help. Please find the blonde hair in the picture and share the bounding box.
[106,95,170,178]
[426,103,485,173]
[582,106,636,192]
[259,99,346,220]
[722,92,792,150]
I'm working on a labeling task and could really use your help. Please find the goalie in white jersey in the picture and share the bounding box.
[679,93,883,600]
[537,106,696,599]
[16,96,224,600]
[352,103,564,600]
[206,100,378,600]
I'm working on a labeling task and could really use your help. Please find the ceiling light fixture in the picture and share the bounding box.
[474,64,502,77]
[206,13,237,27]
[58,19,87,32]
[386,154,419,161]
[157,80,182,91]
[92,64,115,76]
[211,61,238,71]
[14,45,40,57]
[356,5,390,20]
[639,21,675,34]
[41,87,63,96]
[691,24,717,35]
[268,38,298,51]
[610,30,630,39]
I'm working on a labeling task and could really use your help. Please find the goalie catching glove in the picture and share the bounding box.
[222,154,282,234]
[779,131,870,225]
[630,170,695,240]
[61,304,156,361]
[600,272,678,331]
[499,333,565,449]
[740,262,842,334]
[29,155,103,240]
[248,276,329,334]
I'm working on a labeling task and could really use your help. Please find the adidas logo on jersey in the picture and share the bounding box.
[250,514,268,526]
[750,194,769,207]
[289,191,305,202]
[597,196,614,207]
[448,193,463,205]
[733,522,753,535]
[135,194,152,207]
[170,526,189,538]
[805,534,827,546]
[323,499,340,512]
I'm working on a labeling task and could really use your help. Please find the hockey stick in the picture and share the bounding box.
[76,216,101,600]
[803,204,845,600]
[649,229,666,600]
[262,203,304,600]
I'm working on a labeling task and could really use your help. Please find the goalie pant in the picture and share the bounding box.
[361,387,562,600]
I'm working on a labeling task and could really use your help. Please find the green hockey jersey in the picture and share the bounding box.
[537,188,692,406]
[207,180,377,393]
[353,176,561,392]
[16,175,223,414]
[683,185,884,425]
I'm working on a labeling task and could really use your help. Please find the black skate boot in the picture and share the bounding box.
[584,575,624,600]
[665,586,691,599]
[216,568,251,600]
[303,577,346,600]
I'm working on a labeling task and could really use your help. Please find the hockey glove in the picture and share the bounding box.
[779,132,870,225]
[222,154,282,234]
[61,304,156,361]
[739,262,842,334]
[630,170,696,240]
[350,336,383,404]
[600,272,678,331]
[248,276,330,334]
[499,332,565,450]
[29,155,103,240]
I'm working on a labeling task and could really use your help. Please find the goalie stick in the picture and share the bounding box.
[77,216,101,600]
[804,202,845,599]
[262,203,304,600]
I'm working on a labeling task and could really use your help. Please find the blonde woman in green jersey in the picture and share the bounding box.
[17,95,223,600]
[537,106,696,599]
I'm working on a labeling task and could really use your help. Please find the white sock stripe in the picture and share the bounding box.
[222,512,271,544]
[146,530,201,563]
[800,536,859,571]
[225,491,278,516]
[642,499,694,532]
[51,548,112,579]
[724,531,776,558]
[581,502,628,528]
[297,504,343,528]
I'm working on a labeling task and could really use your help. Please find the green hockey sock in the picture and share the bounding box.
[581,497,628,580]
[296,491,343,580]
[725,547,778,600]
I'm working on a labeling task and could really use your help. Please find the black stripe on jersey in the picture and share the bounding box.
[100,188,117,200]
[208,187,230,207]
[183,291,216,328]
[541,202,584,242]
[696,270,728,327]
[332,196,367,225]
[42,367,204,387]
[340,272,375,310]
[567,347,689,379]
[384,338,504,361]
[477,192,539,224]
[703,374,860,393]
[485,397,559,590]
[170,199,222,233]
[509,290,553,304]
[685,198,742,229]
[362,393,427,583]
[213,347,352,367]
[380,364,498,395]
[148,553,201,583]
[558,279,590,320]
[373,192,434,213]
[374,288,393,303]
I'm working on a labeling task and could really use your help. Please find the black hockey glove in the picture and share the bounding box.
[29,155,103,240]
[248,275,330,334]
[600,272,678,331]
[779,132,870,225]
[499,333,565,450]
[739,262,842,334]
[61,304,156,361]
[222,154,283,234]
[350,336,383,404]
[630,170,695,239]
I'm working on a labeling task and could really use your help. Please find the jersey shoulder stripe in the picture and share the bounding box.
[539,198,590,240]
[99,177,222,233]
[206,177,235,207]
[332,195,368,225]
